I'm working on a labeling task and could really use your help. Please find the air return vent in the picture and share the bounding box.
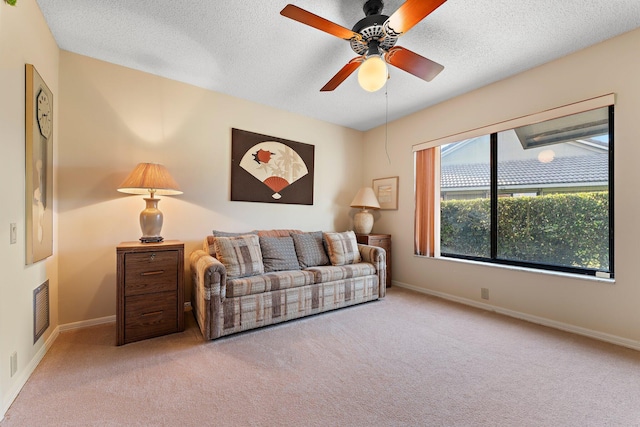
[33,280,50,343]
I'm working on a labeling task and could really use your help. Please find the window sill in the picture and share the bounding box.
[415,254,615,284]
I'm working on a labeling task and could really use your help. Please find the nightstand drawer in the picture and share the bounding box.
[125,291,178,342]
[124,251,178,296]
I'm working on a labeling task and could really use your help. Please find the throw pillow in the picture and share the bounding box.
[210,230,257,258]
[323,231,362,266]
[259,236,301,272]
[291,231,330,268]
[214,234,264,279]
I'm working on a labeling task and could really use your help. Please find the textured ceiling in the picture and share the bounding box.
[37,0,640,131]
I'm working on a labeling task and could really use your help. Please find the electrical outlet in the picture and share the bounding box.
[481,288,489,300]
[10,223,17,244]
[10,352,17,377]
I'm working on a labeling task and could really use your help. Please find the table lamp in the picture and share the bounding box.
[117,163,182,243]
[350,187,380,234]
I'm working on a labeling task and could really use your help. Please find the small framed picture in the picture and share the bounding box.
[372,176,398,210]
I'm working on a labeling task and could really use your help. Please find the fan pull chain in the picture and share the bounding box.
[385,78,391,164]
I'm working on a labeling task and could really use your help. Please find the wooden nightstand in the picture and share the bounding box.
[356,233,391,288]
[116,240,184,345]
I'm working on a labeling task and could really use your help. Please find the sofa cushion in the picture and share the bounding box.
[323,231,361,266]
[214,234,264,279]
[259,236,301,272]
[226,270,316,298]
[305,263,376,283]
[291,231,330,268]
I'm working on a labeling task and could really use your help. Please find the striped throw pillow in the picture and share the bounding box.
[323,231,361,266]
[214,235,264,278]
[209,230,258,258]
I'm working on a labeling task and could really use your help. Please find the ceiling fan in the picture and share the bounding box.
[280,0,447,92]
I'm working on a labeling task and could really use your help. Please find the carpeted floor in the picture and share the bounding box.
[3,287,640,426]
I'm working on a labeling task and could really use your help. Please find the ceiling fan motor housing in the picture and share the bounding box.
[350,13,398,55]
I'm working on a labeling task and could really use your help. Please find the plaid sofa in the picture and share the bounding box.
[190,229,386,340]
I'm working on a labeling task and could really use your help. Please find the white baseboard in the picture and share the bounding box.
[1,325,61,421]
[392,280,640,352]
[58,315,116,332]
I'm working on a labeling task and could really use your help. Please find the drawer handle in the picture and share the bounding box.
[140,270,165,276]
[141,311,163,317]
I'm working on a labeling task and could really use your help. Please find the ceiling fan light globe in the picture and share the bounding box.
[358,56,388,92]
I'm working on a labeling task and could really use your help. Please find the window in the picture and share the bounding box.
[440,135,490,258]
[420,102,613,277]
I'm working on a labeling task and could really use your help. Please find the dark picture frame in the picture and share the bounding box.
[231,129,314,205]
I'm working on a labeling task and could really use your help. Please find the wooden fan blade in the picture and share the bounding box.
[281,4,361,41]
[385,46,444,82]
[320,57,363,92]
[385,0,447,37]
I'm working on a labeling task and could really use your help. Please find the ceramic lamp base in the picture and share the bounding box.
[139,197,164,243]
[353,209,374,234]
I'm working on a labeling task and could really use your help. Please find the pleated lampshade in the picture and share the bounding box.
[117,162,182,197]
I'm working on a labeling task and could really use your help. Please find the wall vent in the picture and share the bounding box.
[34,280,50,343]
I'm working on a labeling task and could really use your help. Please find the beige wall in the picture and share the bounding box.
[0,0,59,417]
[57,51,364,325]
[363,27,640,346]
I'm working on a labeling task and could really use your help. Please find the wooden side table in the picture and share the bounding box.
[116,240,184,345]
[356,233,391,288]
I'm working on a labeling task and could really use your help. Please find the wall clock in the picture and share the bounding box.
[36,90,52,139]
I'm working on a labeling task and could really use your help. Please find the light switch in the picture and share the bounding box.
[10,223,17,244]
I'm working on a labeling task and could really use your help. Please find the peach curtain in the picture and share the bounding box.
[414,148,436,256]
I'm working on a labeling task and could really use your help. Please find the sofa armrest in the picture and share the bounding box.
[189,249,227,339]
[190,249,227,300]
[358,244,386,298]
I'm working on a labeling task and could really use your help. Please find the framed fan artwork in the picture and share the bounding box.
[231,129,314,205]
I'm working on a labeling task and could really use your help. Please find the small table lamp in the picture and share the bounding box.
[117,163,182,243]
[350,187,380,235]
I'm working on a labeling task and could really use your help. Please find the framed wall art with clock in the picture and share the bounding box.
[25,64,53,264]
